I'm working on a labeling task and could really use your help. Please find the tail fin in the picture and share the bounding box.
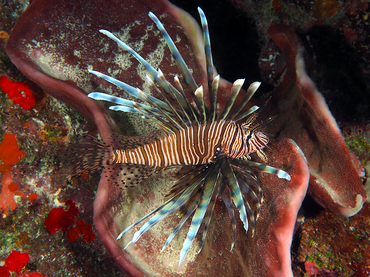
[69,135,111,177]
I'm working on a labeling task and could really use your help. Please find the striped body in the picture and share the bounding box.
[110,121,268,167]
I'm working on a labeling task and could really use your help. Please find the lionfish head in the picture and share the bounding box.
[254,131,269,148]
[241,116,270,162]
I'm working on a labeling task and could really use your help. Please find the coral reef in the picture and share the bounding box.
[0,0,368,276]
[0,76,35,110]
[44,200,79,235]
[294,202,370,276]
[0,95,123,275]
[0,45,122,276]
[0,250,46,276]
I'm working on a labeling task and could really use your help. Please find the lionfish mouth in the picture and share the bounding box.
[84,7,291,265]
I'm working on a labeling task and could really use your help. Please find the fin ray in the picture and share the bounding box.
[233,159,291,180]
[219,79,245,121]
[228,81,261,121]
[149,11,208,121]
[179,165,220,264]
[221,159,249,234]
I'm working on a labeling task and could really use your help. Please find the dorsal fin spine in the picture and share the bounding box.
[219,79,245,121]
[228,82,261,121]
[198,7,215,95]
[148,11,209,122]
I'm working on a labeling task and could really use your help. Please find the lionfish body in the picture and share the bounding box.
[109,121,269,167]
[85,7,290,265]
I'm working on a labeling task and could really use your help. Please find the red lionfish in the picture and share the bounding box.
[85,7,291,265]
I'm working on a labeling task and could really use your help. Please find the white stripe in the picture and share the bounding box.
[170,134,180,164]
[180,128,190,164]
[137,147,145,164]
[160,137,169,166]
[128,151,135,164]
[152,142,161,167]
[186,126,196,164]
[144,144,153,166]
[198,124,205,156]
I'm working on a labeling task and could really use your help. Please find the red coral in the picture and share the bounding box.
[0,266,10,277]
[44,200,79,234]
[305,261,320,276]
[0,75,36,110]
[0,134,27,216]
[67,219,95,242]
[1,251,45,277]
[29,193,38,202]
[8,182,19,192]
[0,133,25,173]
[0,172,27,216]
[44,200,95,243]
[5,251,29,274]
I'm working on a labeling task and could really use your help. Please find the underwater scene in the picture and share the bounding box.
[0,0,370,276]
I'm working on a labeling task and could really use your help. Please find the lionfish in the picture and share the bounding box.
[83,7,291,265]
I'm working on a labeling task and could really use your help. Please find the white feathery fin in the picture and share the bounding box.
[220,187,237,251]
[196,180,221,254]
[87,92,157,112]
[198,7,215,93]
[156,70,189,128]
[148,12,198,92]
[99,29,168,92]
[153,69,190,119]
[91,13,208,125]
[179,165,220,265]
[108,106,150,118]
[146,74,193,127]
[98,28,189,121]
[88,70,171,113]
[120,166,208,246]
[130,177,202,245]
[173,75,184,94]
[88,70,180,133]
[135,84,182,131]
[108,105,158,122]
[116,193,179,241]
[233,159,291,181]
[121,198,183,245]
[173,75,199,125]
[235,170,262,222]
[149,11,208,122]
[221,159,249,234]
[240,193,256,237]
[88,92,158,119]
[161,201,198,253]
[231,81,261,121]
[194,86,206,121]
[210,75,219,122]
[219,78,245,121]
